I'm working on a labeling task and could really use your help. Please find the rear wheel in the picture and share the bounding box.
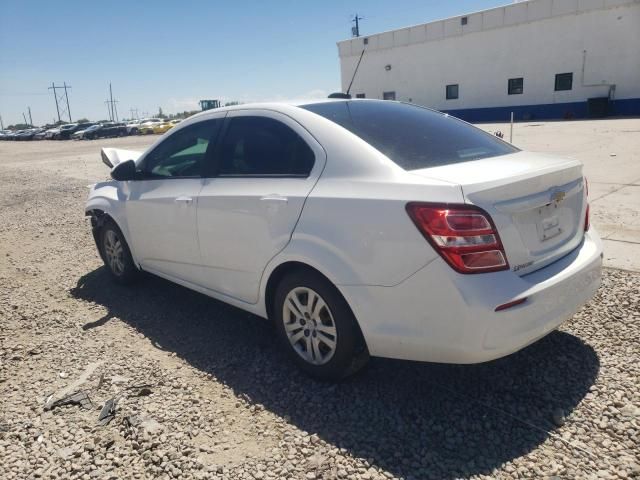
[100,220,138,284]
[274,270,368,380]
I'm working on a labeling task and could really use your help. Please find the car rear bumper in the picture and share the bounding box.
[340,228,602,364]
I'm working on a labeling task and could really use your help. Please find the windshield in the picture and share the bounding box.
[301,101,518,170]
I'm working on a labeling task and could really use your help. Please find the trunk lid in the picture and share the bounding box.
[411,151,587,275]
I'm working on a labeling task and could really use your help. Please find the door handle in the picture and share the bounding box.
[260,194,288,203]
[175,196,193,205]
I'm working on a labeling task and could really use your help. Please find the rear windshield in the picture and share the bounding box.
[301,101,518,170]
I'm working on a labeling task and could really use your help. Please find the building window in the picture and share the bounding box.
[508,77,524,95]
[555,72,573,91]
[446,84,459,100]
[461,16,468,25]
[356,93,365,98]
[383,91,396,101]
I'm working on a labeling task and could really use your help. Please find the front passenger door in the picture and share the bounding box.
[125,117,223,282]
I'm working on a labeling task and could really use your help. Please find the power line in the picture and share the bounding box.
[48,82,72,123]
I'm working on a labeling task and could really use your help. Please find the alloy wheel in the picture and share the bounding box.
[103,230,125,276]
[282,287,338,365]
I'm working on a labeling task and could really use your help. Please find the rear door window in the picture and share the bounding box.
[216,116,315,177]
[301,101,518,170]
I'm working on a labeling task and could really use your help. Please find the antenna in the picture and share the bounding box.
[346,48,366,96]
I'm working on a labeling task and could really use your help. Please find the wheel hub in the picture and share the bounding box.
[282,287,338,366]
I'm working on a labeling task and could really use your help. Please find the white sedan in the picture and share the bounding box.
[85,99,602,379]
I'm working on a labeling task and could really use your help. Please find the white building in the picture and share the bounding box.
[337,0,640,121]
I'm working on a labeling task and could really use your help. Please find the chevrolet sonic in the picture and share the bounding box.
[85,100,602,379]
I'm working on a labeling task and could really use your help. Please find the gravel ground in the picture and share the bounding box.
[0,139,639,480]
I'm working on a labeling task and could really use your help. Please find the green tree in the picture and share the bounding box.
[76,118,90,123]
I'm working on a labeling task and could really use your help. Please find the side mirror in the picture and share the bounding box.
[111,159,138,181]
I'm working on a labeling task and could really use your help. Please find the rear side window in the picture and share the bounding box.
[217,116,314,176]
[301,101,518,170]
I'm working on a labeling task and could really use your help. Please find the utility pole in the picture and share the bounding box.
[130,108,138,120]
[105,83,119,122]
[0,115,4,130]
[23,112,28,126]
[109,83,115,121]
[352,13,364,37]
[63,82,71,122]
[28,107,33,126]
[48,83,72,123]
[49,82,61,122]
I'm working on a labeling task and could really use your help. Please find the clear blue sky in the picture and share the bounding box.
[0,0,506,126]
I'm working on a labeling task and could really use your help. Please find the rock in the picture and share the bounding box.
[552,408,566,427]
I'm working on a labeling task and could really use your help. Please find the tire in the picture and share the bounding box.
[99,220,138,284]
[274,270,369,380]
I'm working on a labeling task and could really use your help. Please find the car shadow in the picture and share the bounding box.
[71,267,600,479]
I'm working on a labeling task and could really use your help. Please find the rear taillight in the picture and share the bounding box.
[584,177,590,231]
[406,203,509,274]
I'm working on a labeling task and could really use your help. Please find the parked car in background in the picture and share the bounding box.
[72,124,101,140]
[44,127,60,139]
[86,99,602,380]
[84,123,128,140]
[4,130,21,140]
[0,130,12,140]
[16,128,44,141]
[137,119,164,135]
[34,129,48,140]
[55,122,95,140]
[125,120,142,135]
[152,119,182,135]
[53,123,77,140]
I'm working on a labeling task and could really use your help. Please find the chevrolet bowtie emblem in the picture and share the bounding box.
[551,190,566,203]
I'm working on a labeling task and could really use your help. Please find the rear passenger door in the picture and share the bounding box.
[196,110,326,303]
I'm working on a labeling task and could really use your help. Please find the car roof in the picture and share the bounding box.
[188,98,374,122]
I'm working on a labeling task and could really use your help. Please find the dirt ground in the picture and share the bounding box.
[0,121,639,480]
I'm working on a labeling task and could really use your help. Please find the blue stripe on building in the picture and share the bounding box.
[441,98,640,123]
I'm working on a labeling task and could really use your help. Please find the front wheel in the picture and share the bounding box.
[274,270,368,380]
[100,220,138,284]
